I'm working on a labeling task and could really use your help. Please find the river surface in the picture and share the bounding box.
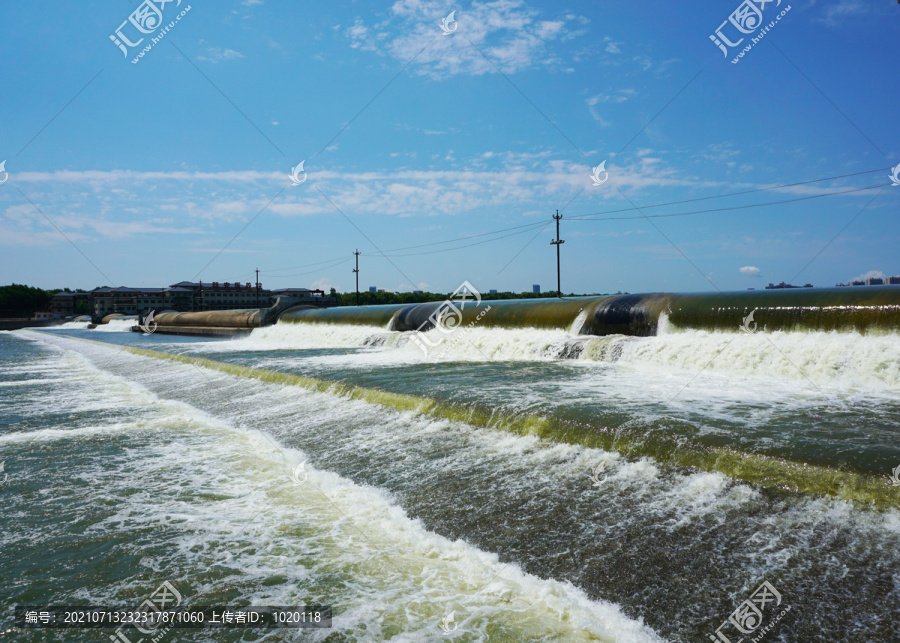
[1,322,898,641]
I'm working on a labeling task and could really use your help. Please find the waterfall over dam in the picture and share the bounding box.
[278,286,900,335]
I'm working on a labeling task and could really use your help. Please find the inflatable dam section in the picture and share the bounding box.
[278,287,900,336]
[130,297,322,337]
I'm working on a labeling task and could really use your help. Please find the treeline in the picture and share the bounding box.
[331,290,611,307]
[0,284,52,317]
[0,284,92,318]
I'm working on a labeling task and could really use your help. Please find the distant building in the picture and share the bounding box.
[90,281,329,317]
[765,282,812,290]
[49,291,91,319]
[489,289,498,294]
[413,290,423,293]
[369,286,377,292]
[841,275,899,287]
[270,287,316,298]
[532,284,540,294]
[91,287,170,317]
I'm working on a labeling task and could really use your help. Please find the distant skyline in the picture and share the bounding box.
[1,0,898,295]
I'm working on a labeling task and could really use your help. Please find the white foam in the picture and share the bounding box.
[0,423,135,444]
[11,332,664,642]
[581,328,900,391]
[183,322,900,392]
[92,318,136,332]
[15,331,900,641]
[52,320,90,329]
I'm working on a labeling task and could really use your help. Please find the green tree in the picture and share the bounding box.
[0,284,52,318]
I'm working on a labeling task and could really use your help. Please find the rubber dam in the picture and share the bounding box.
[276,286,900,335]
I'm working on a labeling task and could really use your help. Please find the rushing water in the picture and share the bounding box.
[2,322,899,642]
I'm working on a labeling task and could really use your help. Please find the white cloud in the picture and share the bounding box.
[15,153,827,249]
[346,19,376,51]
[739,266,761,276]
[536,21,564,39]
[818,1,869,26]
[346,1,587,78]
[850,270,885,282]
[309,277,338,292]
[586,89,636,124]
[587,89,636,104]
[603,37,621,54]
[697,143,740,164]
[197,48,246,63]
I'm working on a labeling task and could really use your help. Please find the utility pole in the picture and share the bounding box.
[352,250,361,306]
[550,210,564,298]
[255,268,260,308]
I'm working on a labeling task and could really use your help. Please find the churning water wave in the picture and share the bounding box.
[5,325,900,641]
[181,321,900,391]
[0,332,661,642]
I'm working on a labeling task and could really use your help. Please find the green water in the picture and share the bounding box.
[3,324,900,641]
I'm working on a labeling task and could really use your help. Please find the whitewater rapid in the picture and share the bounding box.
[2,332,663,642]
[7,329,900,641]
[165,321,900,392]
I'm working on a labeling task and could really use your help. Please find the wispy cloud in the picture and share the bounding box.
[603,37,621,54]
[586,89,636,125]
[345,0,588,78]
[816,0,870,27]
[197,47,246,63]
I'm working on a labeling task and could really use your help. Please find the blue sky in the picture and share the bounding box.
[1,0,898,295]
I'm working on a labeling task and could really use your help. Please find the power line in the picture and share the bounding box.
[361,224,550,258]
[567,167,892,220]
[262,257,351,278]
[357,167,892,255]
[262,255,351,273]
[568,183,889,223]
[352,250,360,306]
[238,167,895,277]
[550,211,564,298]
[255,222,547,273]
[362,220,548,253]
